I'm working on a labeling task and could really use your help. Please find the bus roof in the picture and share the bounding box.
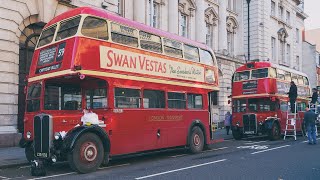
[44,7,211,51]
[236,61,308,77]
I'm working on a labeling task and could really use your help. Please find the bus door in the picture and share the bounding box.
[208,91,216,140]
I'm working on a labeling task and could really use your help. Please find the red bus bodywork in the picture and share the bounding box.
[231,62,310,140]
[21,7,219,173]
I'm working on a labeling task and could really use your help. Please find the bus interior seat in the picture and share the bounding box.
[64,101,78,110]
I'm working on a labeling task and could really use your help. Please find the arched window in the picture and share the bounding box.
[205,7,218,49]
[226,16,238,55]
[178,0,196,38]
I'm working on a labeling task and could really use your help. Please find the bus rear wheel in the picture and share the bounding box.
[269,123,280,141]
[68,133,104,174]
[189,126,204,153]
[232,129,243,140]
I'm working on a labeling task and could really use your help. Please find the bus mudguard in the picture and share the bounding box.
[187,120,207,145]
[63,125,110,154]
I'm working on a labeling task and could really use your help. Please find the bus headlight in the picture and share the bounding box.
[54,132,61,140]
[26,131,31,139]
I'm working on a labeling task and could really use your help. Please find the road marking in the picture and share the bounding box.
[244,141,267,145]
[170,154,187,158]
[251,145,290,155]
[135,159,227,180]
[237,145,269,150]
[99,163,130,170]
[19,165,31,169]
[0,176,9,179]
[27,172,75,180]
[302,138,320,143]
[204,147,228,152]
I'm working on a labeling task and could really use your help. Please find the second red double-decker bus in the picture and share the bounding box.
[231,61,310,140]
[19,7,219,174]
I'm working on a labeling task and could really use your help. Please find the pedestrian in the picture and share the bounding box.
[224,111,232,135]
[287,81,297,113]
[311,88,318,105]
[304,106,317,145]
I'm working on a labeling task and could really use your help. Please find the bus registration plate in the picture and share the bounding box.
[244,131,255,134]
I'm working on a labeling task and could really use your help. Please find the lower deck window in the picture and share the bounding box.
[143,90,165,108]
[85,88,107,109]
[168,92,186,109]
[45,85,82,110]
[114,88,141,108]
[187,94,203,109]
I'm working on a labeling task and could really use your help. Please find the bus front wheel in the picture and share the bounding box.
[232,130,243,140]
[68,133,104,174]
[189,126,204,153]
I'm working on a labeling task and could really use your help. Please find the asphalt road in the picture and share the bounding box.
[0,136,319,180]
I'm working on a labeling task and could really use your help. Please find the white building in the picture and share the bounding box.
[0,0,307,146]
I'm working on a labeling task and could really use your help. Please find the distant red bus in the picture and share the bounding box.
[231,62,310,140]
[20,7,219,174]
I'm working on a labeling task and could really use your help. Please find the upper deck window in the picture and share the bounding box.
[276,69,285,80]
[139,31,162,53]
[199,49,214,66]
[56,16,81,41]
[163,38,183,58]
[291,73,298,84]
[284,71,291,81]
[234,71,250,81]
[269,68,277,78]
[81,16,108,40]
[184,44,199,62]
[297,75,304,85]
[303,77,309,86]
[111,22,139,47]
[37,25,57,48]
[251,68,268,79]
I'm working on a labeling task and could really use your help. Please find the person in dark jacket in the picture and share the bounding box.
[311,88,318,105]
[304,107,317,145]
[287,81,297,113]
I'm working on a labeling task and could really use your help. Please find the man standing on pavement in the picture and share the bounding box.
[224,111,232,135]
[288,81,297,113]
[311,88,318,105]
[304,107,317,145]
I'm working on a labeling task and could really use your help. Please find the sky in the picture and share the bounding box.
[304,0,320,30]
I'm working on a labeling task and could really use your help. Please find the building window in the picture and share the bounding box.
[117,0,124,16]
[227,31,234,55]
[206,23,213,47]
[179,13,188,37]
[271,37,276,61]
[149,0,160,28]
[286,11,290,25]
[296,28,299,43]
[271,1,276,16]
[279,40,285,64]
[296,56,300,70]
[286,44,291,64]
[279,6,284,20]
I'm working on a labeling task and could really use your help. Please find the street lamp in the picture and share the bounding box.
[246,0,251,61]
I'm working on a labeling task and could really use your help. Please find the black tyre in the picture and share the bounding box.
[68,133,104,173]
[189,126,205,153]
[269,123,280,141]
[232,129,243,140]
[25,143,35,162]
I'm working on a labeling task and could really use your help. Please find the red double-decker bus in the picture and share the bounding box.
[20,7,219,174]
[231,62,310,140]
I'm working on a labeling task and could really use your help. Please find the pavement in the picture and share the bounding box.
[0,129,233,170]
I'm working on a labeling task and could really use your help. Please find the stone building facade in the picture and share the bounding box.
[0,0,307,144]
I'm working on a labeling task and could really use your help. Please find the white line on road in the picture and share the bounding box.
[98,163,130,170]
[0,176,9,179]
[170,154,188,158]
[204,147,228,152]
[251,145,290,155]
[244,141,267,145]
[27,172,75,180]
[135,159,227,180]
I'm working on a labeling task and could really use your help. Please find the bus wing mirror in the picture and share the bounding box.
[228,100,231,104]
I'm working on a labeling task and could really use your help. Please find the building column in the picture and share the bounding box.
[195,0,205,43]
[218,0,227,51]
[133,0,146,24]
[168,0,178,34]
